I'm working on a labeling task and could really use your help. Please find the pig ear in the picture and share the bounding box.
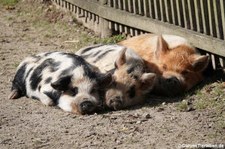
[140,73,156,90]
[192,55,209,72]
[51,76,72,91]
[115,48,127,69]
[98,73,113,88]
[155,35,168,59]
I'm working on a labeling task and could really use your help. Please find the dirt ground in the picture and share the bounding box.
[0,1,225,149]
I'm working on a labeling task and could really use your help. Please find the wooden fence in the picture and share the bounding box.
[52,0,225,69]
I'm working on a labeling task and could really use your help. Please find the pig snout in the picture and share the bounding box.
[165,76,180,86]
[108,96,123,110]
[79,100,95,114]
[156,76,184,96]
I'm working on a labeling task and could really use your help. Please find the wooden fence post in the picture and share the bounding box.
[99,0,112,38]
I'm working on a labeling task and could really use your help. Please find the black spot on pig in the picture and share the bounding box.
[127,85,136,99]
[31,96,39,100]
[30,59,51,90]
[92,50,102,57]
[49,61,61,72]
[45,77,52,84]
[44,52,54,56]
[11,63,27,97]
[59,67,75,79]
[127,65,135,74]
[65,53,88,67]
[58,55,97,80]
[80,44,103,54]
[83,69,96,80]
[93,50,114,63]
[51,75,72,91]
[38,85,41,91]
[30,58,60,90]
[44,91,61,104]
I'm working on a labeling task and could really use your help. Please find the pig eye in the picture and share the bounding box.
[162,64,167,70]
[127,85,136,99]
[70,87,78,96]
[110,81,117,87]
[181,70,189,75]
[131,74,138,80]
[91,88,97,94]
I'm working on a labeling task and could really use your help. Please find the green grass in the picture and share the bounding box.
[176,81,225,112]
[193,82,225,110]
[74,34,126,51]
[95,34,126,44]
[176,100,188,112]
[0,0,18,6]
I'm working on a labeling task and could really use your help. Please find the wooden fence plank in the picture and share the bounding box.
[153,0,159,19]
[128,0,132,13]
[159,0,164,21]
[213,0,221,38]
[207,0,213,36]
[170,0,177,25]
[164,0,172,23]
[138,0,142,15]
[187,0,194,30]
[143,0,148,17]
[148,0,154,18]
[182,0,188,28]
[175,0,182,26]
[221,0,225,40]
[194,0,201,32]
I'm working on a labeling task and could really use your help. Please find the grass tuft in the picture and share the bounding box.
[177,100,189,112]
[0,0,18,6]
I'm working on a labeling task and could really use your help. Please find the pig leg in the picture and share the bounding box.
[8,89,22,99]
[27,85,55,106]
[39,94,54,106]
[38,84,59,106]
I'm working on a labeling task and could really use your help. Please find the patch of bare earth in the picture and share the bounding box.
[0,1,224,149]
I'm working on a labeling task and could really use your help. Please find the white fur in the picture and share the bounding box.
[76,44,143,73]
[58,96,73,112]
[72,66,85,80]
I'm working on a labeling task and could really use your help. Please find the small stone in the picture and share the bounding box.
[187,106,195,112]
[136,120,142,124]
[133,113,140,118]
[64,130,69,133]
[157,107,164,112]
[22,28,29,32]
[143,113,151,119]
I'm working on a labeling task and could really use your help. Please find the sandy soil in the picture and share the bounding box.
[0,1,225,149]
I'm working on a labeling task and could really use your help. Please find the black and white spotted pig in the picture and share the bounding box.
[9,52,112,114]
[76,44,156,110]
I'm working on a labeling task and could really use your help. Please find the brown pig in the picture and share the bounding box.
[119,34,209,96]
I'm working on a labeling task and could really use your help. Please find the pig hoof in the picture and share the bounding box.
[8,89,21,99]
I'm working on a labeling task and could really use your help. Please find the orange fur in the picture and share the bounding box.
[119,34,209,95]
[70,102,80,114]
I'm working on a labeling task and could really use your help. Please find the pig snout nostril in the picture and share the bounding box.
[109,96,123,110]
[109,96,120,104]
[80,101,94,112]
[167,77,179,85]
